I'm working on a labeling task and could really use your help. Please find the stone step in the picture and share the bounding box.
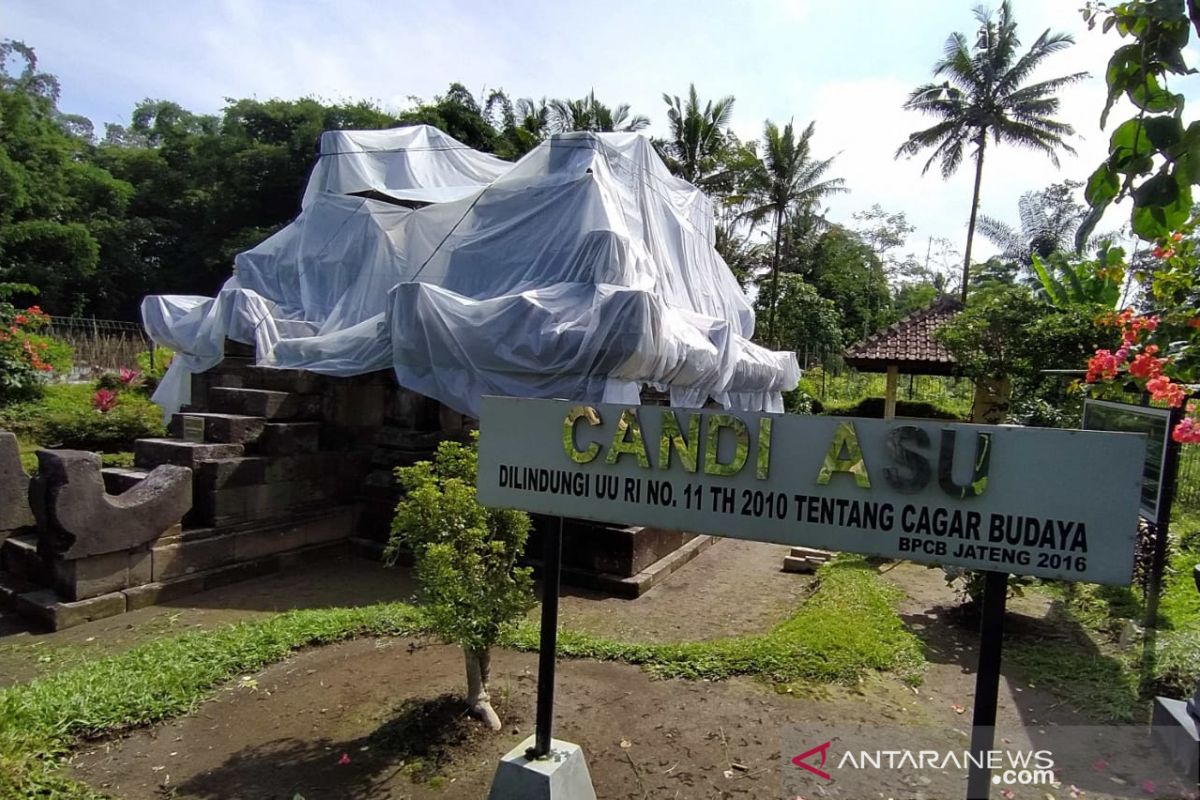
[209,387,321,420]
[789,546,832,561]
[188,476,342,528]
[134,438,244,470]
[1,533,46,584]
[782,555,822,574]
[251,422,321,456]
[153,505,357,583]
[193,452,365,493]
[101,467,149,494]
[241,365,323,394]
[168,412,267,444]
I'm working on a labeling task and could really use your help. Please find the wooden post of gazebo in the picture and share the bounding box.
[844,297,963,419]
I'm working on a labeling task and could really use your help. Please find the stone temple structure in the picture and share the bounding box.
[0,125,797,628]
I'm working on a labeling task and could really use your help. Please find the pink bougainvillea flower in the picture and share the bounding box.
[1141,778,1156,794]
[1173,417,1200,444]
[338,753,351,765]
[92,389,118,413]
[118,366,141,386]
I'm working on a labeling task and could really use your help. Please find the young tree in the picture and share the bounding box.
[547,91,650,134]
[895,1,1087,302]
[737,120,845,346]
[386,433,535,730]
[659,84,735,188]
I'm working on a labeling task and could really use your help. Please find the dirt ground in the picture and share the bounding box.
[5,540,1181,799]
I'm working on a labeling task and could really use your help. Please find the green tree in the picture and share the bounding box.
[802,226,893,342]
[400,83,497,152]
[896,1,1087,302]
[658,84,735,188]
[0,40,134,314]
[548,90,650,133]
[386,433,535,730]
[736,119,845,345]
[755,274,844,368]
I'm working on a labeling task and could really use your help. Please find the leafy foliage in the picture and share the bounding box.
[386,433,535,654]
[1031,244,1126,308]
[753,274,843,368]
[936,285,1118,390]
[0,382,163,452]
[1078,0,1199,243]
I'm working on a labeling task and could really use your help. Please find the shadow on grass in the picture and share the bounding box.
[173,694,498,800]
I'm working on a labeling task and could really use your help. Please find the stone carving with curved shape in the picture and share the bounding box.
[0,431,35,533]
[30,450,192,560]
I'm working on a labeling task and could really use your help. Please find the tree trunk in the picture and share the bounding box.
[767,206,784,347]
[465,646,501,730]
[961,135,987,304]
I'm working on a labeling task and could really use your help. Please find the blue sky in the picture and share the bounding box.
[7,0,1195,273]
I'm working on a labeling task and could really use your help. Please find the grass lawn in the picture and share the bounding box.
[1008,508,1200,721]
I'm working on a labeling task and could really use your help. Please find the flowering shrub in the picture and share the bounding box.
[0,285,61,404]
[1084,225,1199,444]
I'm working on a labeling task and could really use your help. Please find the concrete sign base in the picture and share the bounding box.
[487,736,596,800]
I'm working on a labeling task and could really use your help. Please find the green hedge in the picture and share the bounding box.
[822,396,964,420]
[0,383,163,453]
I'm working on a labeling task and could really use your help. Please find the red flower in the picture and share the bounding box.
[1147,375,1186,408]
[118,366,141,386]
[1086,350,1121,382]
[337,753,351,765]
[1128,346,1166,379]
[92,389,118,413]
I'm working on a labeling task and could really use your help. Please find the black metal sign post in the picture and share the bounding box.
[966,570,1009,800]
[527,517,564,760]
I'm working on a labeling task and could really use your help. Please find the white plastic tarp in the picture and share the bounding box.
[142,124,800,420]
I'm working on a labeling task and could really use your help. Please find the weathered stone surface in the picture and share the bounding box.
[152,534,238,581]
[168,412,267,444]
[134,438,244,469]
[190,478,334,527]
[32,449,193,560]
[253,422,320,456]
[0,532,45,583]
[16,587,126,631]
[52,549,132,601]
[210,387,321,420]
[0,431,35,532]
[100,467,149,494]
[782,555,820,574]
[123,574,205,611]
[242,365,323,394]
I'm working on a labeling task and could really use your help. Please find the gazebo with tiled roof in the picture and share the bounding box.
[844,296,963,419]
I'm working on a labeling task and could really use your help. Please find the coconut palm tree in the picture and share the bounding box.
[659,84,735,187]
[737,119,845,346]
[895,1,1087,302]
[548,91,650,134]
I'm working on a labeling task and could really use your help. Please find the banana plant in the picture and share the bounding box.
[1031,245,1125,309]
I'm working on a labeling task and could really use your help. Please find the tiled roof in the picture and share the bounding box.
[844,296,962,375]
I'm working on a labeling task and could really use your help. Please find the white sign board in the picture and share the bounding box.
[477,398,1147,585]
